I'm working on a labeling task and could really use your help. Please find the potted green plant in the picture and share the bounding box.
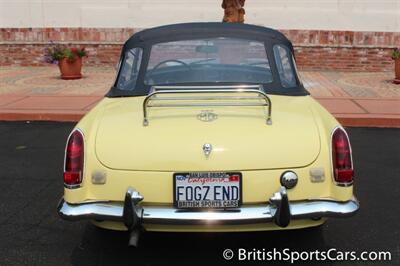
[391,48,400,84]
[44,43,87,80]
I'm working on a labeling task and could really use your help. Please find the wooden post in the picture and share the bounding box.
[222,0,246,23]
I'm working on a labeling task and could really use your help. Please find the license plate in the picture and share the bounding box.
[173,172,242,209]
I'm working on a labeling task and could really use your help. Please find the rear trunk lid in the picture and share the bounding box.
[95,95,320,171]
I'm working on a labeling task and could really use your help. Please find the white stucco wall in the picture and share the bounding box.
[0,0,399,32]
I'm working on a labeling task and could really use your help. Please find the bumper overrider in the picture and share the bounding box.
[57,187,359,229]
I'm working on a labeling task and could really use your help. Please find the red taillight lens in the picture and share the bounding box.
[332,128,353,184]
[64,130,84,187]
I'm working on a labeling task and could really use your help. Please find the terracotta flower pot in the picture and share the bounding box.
[58,57,82,80]
[394,58,400,84]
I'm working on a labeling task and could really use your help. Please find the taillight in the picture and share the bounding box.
[332,127,353,185]
[64,130,84,187]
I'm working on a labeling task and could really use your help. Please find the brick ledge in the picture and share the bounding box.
[1,41,397,50]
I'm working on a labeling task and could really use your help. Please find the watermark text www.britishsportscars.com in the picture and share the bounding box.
[222,248,392,263]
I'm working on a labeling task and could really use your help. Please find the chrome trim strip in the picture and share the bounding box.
[58,199,123,221]
[335,181,354,187]
[142,85,272,126]
[148,102,269,107]
[148,96,267,101]
[58,197,359,225]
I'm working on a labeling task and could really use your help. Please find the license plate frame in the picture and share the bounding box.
[173,172,242,209]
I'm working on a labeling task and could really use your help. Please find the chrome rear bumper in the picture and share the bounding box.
[58,187,359,227]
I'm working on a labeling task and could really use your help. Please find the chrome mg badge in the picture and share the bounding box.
[197,110,218,122]
[203,143,212,157]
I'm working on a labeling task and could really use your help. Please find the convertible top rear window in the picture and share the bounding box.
[273,45,297,88]
[145,38,273,86]
[117,48,143,91]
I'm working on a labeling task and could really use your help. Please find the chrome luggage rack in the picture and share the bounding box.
[142,85,272,126]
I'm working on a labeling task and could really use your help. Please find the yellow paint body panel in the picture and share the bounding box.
[64,95,354,232]
[95,94,320,171]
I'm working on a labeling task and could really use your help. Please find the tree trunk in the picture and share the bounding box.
[222,0,245,23]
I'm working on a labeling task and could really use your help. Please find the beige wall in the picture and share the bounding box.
[0,0,399,32]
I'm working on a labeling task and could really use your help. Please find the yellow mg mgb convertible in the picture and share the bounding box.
[58,23,359,245]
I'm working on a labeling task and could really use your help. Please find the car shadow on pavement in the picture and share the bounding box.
[70,222,335,265]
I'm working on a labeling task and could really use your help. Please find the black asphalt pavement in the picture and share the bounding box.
[0,122,398,265]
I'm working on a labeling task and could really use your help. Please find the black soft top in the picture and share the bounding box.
[108,22,308,97]
[124,22,292,50]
